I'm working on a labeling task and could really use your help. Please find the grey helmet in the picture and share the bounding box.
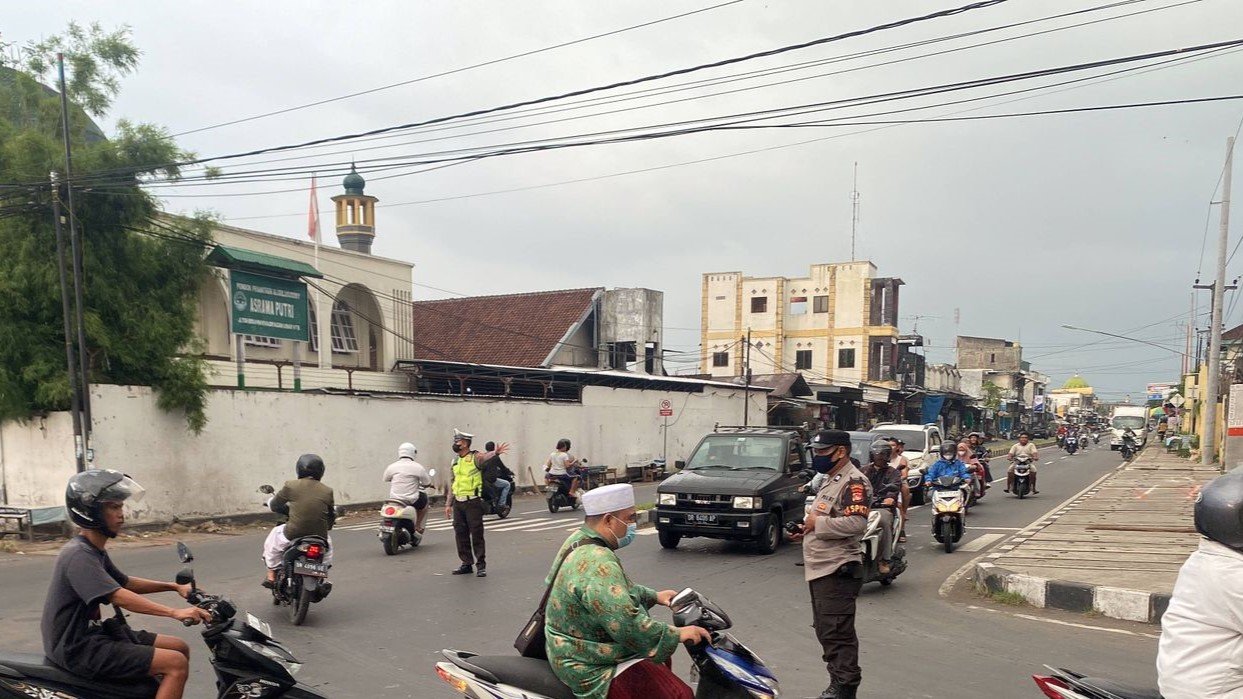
[868,439,893,462]
[938,441,958,461]
[1195,471,1243,550]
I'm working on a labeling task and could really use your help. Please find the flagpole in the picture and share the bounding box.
[311,174,330,370]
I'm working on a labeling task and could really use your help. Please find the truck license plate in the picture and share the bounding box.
[687,513,717,524]
[294,561,328,577]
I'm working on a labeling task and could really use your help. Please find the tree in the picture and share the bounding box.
[0,23,213,431]
[981,380,1002,410]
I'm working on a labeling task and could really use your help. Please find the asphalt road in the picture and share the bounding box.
[0,442,1162,698]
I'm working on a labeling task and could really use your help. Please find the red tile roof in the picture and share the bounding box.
[412,288,602,367]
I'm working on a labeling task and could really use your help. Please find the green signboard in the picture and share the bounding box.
[230,270,309,342]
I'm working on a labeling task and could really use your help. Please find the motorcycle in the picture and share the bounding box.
[260,484,338,626]
[482,477,514,519]
[546,461,589,514]
[1092,432,1101,445]
[1121,437,1138,461]
[1012,455,1034,499]
[435,588,779,699]
[0,542,328,699]
[379,468,436,555]
[930,475,969,553]
[1065,435,1079,455]
[1032,666,1159,698]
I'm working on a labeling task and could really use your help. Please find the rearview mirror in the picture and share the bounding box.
[176,541,193,563]
[258,484,275,495]
[175,566,195,587]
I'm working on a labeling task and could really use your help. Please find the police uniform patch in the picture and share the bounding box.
[816,501,828,512]
[849,483,866,504]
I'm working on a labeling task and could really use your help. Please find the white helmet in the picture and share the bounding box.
[398,443,417,460]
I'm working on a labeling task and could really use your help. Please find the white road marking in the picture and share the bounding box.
[967,606,1159,639]
[636,528,659,536]
[958,533,1004,552]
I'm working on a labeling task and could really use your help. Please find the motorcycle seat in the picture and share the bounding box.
[0,651,160,698]
[1078,677,1162,699]
[447,653,575,699]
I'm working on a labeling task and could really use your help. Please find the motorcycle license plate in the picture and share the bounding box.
[687,513,717,524]
[294,561,328,577]
[379,522,395,532]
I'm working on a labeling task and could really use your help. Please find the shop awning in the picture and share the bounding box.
[205,245,323,279]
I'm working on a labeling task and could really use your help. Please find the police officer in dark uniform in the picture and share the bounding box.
[788,429,872,699]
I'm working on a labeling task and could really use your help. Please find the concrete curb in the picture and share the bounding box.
[970,448,1174,624]
[638,509,655,529]
[973,560,1171,624]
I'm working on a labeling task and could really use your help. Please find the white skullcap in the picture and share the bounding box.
[582,484,635,516]
[398,443,417,459]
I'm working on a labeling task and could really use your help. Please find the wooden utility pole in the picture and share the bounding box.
[57,53,91,461]
[50,174,85,472]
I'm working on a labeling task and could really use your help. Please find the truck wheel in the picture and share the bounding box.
[757,515,781,555]
[658,530,681,550]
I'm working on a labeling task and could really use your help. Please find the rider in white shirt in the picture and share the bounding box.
[1158,471,1243,698]
[383,443,431,533]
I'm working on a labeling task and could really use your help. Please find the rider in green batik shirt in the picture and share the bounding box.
[543,484,710,699]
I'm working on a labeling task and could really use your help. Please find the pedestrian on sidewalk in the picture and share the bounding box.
[444,429,509,578]
[787,429,872,699]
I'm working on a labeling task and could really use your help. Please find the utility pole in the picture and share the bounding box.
[743,329,752,426]
[850,162,860,261]
[1204,135,1233,467]
[51,173,86,472]
[57,53,91,459]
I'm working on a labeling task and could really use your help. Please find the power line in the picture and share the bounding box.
[76,38,1243,198]
[48,0,1013,186]
[169,1,747,138]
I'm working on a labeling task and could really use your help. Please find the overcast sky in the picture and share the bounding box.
[12,0,1243,400]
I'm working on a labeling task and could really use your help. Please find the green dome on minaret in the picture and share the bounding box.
[342,164,365,195]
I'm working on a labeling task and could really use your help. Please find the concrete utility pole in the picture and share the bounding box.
[850,162,860,261]
[743,329,752,427]
[57,53,91,460]
[50,174,85,472]
[1204,135,1233,467]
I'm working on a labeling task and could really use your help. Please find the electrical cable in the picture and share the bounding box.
[169,0,747,138]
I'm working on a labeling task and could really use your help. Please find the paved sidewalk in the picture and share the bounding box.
[974,449,1219,623]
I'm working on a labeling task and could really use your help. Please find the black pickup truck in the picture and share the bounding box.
[654,426,810,554]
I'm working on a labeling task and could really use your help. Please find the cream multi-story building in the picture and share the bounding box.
[700,262,904,386]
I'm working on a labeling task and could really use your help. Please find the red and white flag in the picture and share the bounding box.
[307,175,320,243]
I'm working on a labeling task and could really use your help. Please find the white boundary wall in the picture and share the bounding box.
[0,383,764,523]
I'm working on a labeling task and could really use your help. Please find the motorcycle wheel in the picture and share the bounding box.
[1017,486,1026,500]
[381,532,398,556]
[571,500,580,511]
[940,523,955,553]
[290,583,312,626]
[548,498,559,514]
[880,577,893,586]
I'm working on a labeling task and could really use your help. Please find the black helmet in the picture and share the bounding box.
[556,438,572,451]
[65,469,146,537]
[938,441,958,460]
[1195,471,1243,550]
[868,440,893,461]
[809,429,851,449]
[296,454,325,480]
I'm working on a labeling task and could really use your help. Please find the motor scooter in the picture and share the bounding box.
[379,468,436,555]
[481,476,514,519]
[1012,455,1035,499]
[260,485,340,626]
[930,475,969,553]
[0,543,328,698]
[1065,435,1079,455]
[435,588,780,699]
[1032,666,1160,698]
[546,460,589,513]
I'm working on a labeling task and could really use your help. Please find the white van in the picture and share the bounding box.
[1109,406,1148,450]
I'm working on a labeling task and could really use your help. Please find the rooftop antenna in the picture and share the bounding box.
[850,162,860,261]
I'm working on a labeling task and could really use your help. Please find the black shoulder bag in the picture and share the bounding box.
[514,539,603,658]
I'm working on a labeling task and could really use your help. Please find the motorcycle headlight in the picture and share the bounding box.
[659,493,676,506]
[733,496,762,510]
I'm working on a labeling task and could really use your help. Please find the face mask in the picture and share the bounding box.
[609,516,637,549]
[812,453,835,473]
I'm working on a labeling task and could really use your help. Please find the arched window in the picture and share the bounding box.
[308,300,359,353]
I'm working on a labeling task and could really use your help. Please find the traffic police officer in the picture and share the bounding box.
[790,429,872,699]
[443,429,509,578]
